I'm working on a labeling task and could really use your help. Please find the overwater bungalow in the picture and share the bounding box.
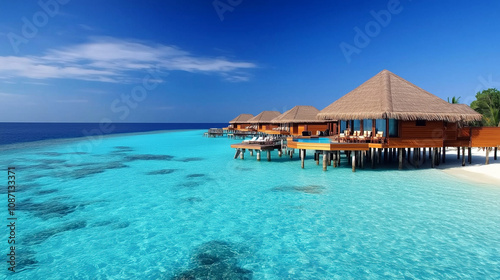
[228,113,254,130]
[229,70,500,171]
[270,105,329,136]
[247,111,282,133]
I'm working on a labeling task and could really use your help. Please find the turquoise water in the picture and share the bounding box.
[296,138,331,143]
[1,130,500,279]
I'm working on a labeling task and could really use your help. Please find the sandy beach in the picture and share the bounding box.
[438,147,500,186]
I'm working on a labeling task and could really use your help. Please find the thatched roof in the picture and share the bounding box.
[317,70,483,122]
[229,113,254,124]
[247,111,281,123]
[271,105,325,123]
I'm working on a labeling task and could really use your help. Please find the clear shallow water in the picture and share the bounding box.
[1,130,499,279]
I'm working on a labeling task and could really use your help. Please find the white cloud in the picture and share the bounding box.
[0,37,257,83]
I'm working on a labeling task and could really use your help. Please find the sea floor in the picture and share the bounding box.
[1,130,499,279]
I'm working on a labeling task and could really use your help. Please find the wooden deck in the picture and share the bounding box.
[230,143,281,150]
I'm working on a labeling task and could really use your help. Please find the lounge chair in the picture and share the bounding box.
[372,131,384,143]
[357,131,371,142]
[243,136,257,143]
[349,130,360,142]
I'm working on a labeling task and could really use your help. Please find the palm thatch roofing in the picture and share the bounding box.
[229,113,254,124]
[271,105,325,123]
[247,111,281,124]
[317,70,483,122]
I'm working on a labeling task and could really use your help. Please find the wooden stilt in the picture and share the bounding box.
[250,149,254,156]
[352,152,356,172]
[495,147,498,160]
[377,149,382,164]
[337,151,341,166]
[436,148,440,166]
[442,146,446,163]
[267,150,271,162]
[371,149,375,169]
[361,151,364,169]
[384,148,388,162]
[323,153,327,171]
[257,151,261,161]
[422,148,426,164]
[301,150,305,169]
[431,148,436,168]
[290,149,293,159]
[327,152,332,166]
[429,147,432,160]
[240,149,245,160]
[462,147,465,166]
[278,150,282,157]
[316,152,319,165]
[407,148,412,164]
[468,147,471,164]
[398,148,403,170]
[486,148,490,165]
[457,147,460,159]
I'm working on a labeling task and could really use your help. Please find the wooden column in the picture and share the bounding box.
[360,120,364,134]
[316,152,319,165]
[249,149,253,156]
[372,119,376,137]
[442,146,446,163]
[422,148,426,164]
[323,153,327,171]
[278,150,282,157]
[462,147,465,166]
[468,147,472,164]
[371,149,375,169]
[333,152,337,167]
[486,148,489,165]
[398,148,403,170]
[377,149,382,164]
[301,149,305,169]
[267,150,271,162]
[352,152,356,172]
[290,149,293,159]
[361,151,365,169]
[431,148,436,168]
[257,151,261,161]
[240,149,245,160]
[384,148,388,162]
[457,147,460,159]
[495,147,498,160]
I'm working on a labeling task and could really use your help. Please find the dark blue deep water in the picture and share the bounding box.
[0,122,226,145]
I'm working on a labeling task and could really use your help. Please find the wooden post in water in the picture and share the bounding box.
[384,148,388,162]
[323,153,327,171]
[267,150,271,161]
[249,149,253,156]
[442,146,446,163]
[352,152,356,172]
[257,151,261,161]
[290,149,293,159]
[301,149,305,169]
[378,149,382,164]
[462,147,465,166]
[495,147,498,160]
[457,147,460,159]
[486,148,490,165]
[316,152,319,165]
[431,148,436,168]
[398,148,403,170]
[371,149,375,169]
[468,147,472,164]
[240,149,245,160]
[361,151,364,169]
[333,152,338,168]
[278,150,282,157]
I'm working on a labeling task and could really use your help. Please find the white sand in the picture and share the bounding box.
[438,147,500,186]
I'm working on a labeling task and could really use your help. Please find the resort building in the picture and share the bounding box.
[228,113,254,130]
[270,105,329,136]
[229,70,500,170]
[247,111,282,133]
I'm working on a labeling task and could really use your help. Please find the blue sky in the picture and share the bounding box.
[1,0,500,122]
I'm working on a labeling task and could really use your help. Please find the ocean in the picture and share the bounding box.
[0,127,499,279]
[0,123,226,146]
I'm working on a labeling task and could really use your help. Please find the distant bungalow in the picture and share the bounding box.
[247,111,281,132]
[228,113,254,130]
[228,70,500,171]
[270,105,327,136]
